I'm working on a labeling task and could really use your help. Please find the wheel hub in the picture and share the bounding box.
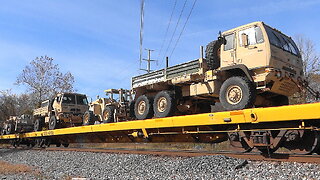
[226,85,243,105]
[103,110,109,119]
[157,97,168,113]
[138,101,146,115]
[84,114,89,124]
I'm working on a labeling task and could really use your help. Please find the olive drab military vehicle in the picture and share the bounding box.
[131,21,304,120]
[33,93,89,131]
[83,89,134,125]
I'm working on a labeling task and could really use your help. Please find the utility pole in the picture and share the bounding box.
[140,49,156,73]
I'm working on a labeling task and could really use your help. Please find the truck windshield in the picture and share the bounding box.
[76,95,88,105]
[264,25,300,57]
[62,94,76,104]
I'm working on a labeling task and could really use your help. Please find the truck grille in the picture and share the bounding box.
[278,81,296,93]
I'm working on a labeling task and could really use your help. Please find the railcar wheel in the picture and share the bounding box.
[283,130,320,155]
[62,143,69,147]
[228,132,252,152]
[153,91,175,118]
[134,95,153,120]
[254,130,281,154]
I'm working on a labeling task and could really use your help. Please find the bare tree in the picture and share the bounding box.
[295,35,320,79]
[292,35,320,103]
[0,90,35,122]
[0,90,18,122]
[16,56,75,104]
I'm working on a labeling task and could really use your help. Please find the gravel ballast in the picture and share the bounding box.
[0,149,320,179]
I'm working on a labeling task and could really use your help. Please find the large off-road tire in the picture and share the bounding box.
[83,111,95,125]
[134,95,153,120]
[48,116,59,130]
[103,106,115,123]
[129,100,136,119]
[153,91,176,118]
[205,40,222,70]
[5,123,14,135]
[34,119,43,132]
[219,76,256,111]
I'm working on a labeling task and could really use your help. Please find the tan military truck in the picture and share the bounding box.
[83,89,134,125]
[132,21,304,119]
[1,115,34,135]
[33,93,89,131]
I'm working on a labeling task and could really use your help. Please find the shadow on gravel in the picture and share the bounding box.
[0,148,31,157]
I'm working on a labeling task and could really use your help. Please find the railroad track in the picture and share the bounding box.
[25,147,320,164]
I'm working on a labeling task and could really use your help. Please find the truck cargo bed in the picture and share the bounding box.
[132,59,200,88]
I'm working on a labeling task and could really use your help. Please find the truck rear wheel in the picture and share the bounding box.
[134,95,153,120]
[219,76,255,111]
[153,91,175,118]
[49,116,60,130]
[103,106,115,123]
[83,111,95,125]
[34,119,43,132]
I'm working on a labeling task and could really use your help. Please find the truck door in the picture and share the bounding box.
[235,26,267,68]
[220,33,236,67]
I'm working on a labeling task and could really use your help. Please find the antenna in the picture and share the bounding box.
[139,0,145,68]
[140,49,157,73]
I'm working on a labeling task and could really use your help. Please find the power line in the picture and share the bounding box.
[162,0,188,61]
[157,0,178,60]
[169,0,198,58]
[141,49,156,73]
[139,0,145,69]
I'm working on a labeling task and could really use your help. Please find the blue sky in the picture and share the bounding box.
[0,0,319,99]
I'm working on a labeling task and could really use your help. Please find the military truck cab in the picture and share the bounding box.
[214,22,303,108]
[33,93,89,131]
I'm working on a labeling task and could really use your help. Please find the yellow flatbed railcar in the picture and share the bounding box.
[1,102,320,154]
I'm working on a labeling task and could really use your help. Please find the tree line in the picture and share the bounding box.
[0,56,75,122]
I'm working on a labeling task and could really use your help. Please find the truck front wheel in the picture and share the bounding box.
[103,106,115,123]
[83,111,95,125]
[219,76,256,111]
[153,91,175,118]
[49,116,60,130]
[34,119,43,132]
[5,123,14,135]
[134,95,153,120]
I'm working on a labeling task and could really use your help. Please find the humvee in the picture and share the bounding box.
[33,93,89,131]
[131,21,304,119]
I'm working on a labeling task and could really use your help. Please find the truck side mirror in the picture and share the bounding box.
[218,36,226,45]
[241,33,249,47]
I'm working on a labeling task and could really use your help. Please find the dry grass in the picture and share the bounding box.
[0,161,39,175]
[0,144,11,148]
